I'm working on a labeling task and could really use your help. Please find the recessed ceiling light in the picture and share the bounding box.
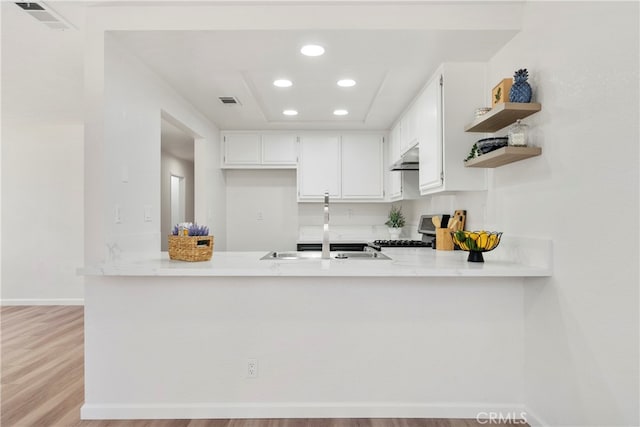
[283,110,298,116]
[337,79,356,87]
[300,44,325,57]
[273,79,293,88]
[333,109,349,116]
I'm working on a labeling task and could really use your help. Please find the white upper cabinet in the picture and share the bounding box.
[389,121,402,165]
[341,134,384,200]
[388,122,403,200]
[417,63,487,195]
[222,132,297,168]
[400,103,418,155]
[223,133,261,165]
[417,73,443,191]
[297,134,341,200]
[261,134,297,165]
[297,133,385,202]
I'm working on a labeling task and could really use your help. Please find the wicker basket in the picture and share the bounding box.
[168,235,214,262]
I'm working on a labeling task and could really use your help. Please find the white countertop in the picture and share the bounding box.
[80,244,552,278]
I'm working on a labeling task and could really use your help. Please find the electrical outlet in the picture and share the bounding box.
[247,358,258,378]
[257,212,263,221]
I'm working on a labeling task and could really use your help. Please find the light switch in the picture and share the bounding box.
[115,204,122,224]
[144,205,152,222]
[121,166,129,183]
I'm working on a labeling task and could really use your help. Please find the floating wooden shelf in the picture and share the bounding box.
[464,146,542,168]
[465,102,542,133]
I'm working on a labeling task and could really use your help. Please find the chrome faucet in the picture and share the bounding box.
[322,191,330,259]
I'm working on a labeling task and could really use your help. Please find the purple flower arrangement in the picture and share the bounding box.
[172,222,210,236]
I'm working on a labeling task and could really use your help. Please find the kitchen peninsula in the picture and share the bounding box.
[82,243,551,278]
[81,240,550,420]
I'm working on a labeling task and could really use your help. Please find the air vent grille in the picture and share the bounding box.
[219,97,241,105]
[14,2,75,30]
[16,2,44,10]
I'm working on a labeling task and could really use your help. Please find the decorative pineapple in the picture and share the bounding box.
[509,68,532,103]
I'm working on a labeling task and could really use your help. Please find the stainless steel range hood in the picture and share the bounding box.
[389,146,419,171]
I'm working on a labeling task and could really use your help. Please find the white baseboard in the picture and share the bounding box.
[81,402,528,420]
[1,298,84,306]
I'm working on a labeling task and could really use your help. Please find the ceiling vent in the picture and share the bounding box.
[219,97,241,105]
[15,2,75,30]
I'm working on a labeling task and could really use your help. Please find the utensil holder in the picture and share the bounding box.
[436,228,454,251]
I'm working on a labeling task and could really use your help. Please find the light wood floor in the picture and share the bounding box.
[1,306,526,427]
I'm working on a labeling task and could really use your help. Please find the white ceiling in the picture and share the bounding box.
[2,1,520,131]
[112,29,518,130]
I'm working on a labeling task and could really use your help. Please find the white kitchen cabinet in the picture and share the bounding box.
[261,134,297,165]
[222,132,297,168]
[341,134,384,200]
[389,121,402,165]
[400,103,418,155]
[418,73,443,191]
[223,133,261,165]
[418,63,487,195]
[297,134,341,200]
[387,123,419,201]
[388,122,402,199]
[297,133,384,202]
[388,170,419,202]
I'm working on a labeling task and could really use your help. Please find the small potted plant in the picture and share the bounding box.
[385,205,406,240]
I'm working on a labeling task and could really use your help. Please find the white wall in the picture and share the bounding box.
[1,122,85,304]
[86,32,226,263]
[298,202,406,242]
[160,152,194,251]
[508,4,638,426]
[299,202,390,228]
[409,2,639,425]
[1,2,85,304]
[225,170,298,251]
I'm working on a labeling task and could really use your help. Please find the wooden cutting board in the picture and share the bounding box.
[452,210,466,231]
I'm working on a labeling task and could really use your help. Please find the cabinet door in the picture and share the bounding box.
[388,123,402,200]
[223,133,261,165]
[400,103,418,155]
[419,74,443,192]
[262,134,297,166]
[389,122,402,164]
[297,135,341,200]
[341,134,384,200]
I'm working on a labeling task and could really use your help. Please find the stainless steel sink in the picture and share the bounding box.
[260,251,391,260]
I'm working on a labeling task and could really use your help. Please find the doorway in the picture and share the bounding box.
[161,117,194,251]
[170,174,186,226]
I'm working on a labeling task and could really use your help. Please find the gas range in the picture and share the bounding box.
[368,239,433,251]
